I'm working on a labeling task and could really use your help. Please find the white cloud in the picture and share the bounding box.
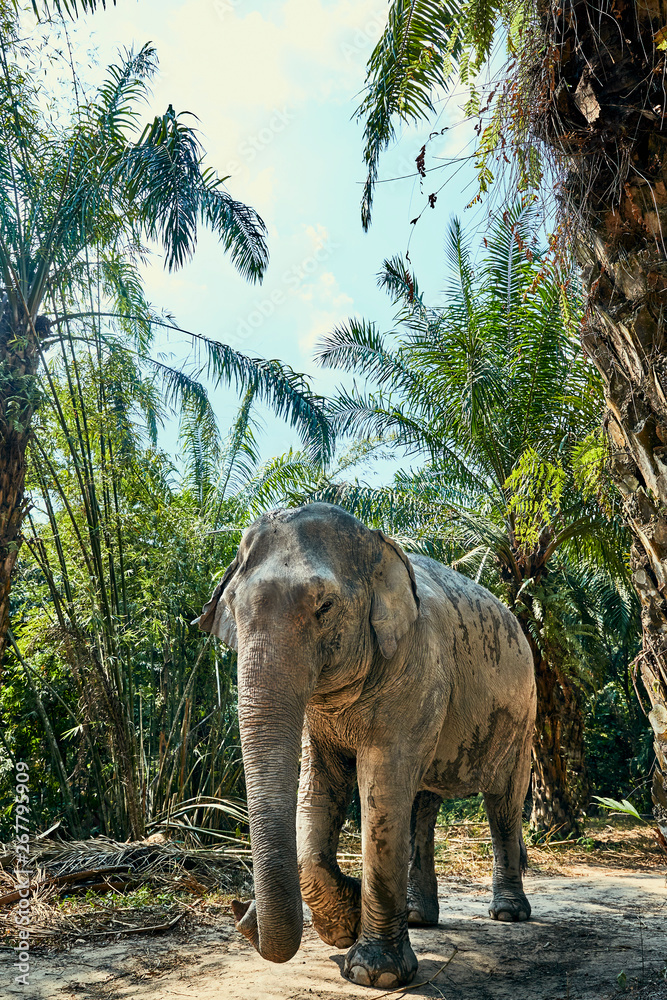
[148,0,386,117]
[297,270,353,354]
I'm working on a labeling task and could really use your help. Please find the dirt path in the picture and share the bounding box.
[4,865,666,1000]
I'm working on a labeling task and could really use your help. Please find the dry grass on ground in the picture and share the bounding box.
[0,817,661,950]
[336,816,663,880]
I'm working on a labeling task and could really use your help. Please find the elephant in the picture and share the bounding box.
[197,502,536,989]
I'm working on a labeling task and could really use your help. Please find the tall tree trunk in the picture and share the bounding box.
[0,308,42,673]
[535,0,667,841]
[525,629,589,834]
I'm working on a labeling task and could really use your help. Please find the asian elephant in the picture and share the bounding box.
[197,502,536,989]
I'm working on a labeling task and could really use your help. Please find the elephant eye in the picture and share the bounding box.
[316,600,334,619]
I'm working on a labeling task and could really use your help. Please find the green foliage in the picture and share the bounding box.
[357,0,529,224]
[438,793,487,825]
[23,0,113,17]
[0,344,251,840]
[504,447,566,551]
[0,15,331,833]
[586,686,652,813]
[357,0,464,229]
[317,201,622,595]
[0,297,335,842]
[593,796,642,821]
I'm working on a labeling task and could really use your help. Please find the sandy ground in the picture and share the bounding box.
[3,864,666,1000]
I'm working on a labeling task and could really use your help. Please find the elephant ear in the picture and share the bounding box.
[195,556,239,650]
[370,531,420,659]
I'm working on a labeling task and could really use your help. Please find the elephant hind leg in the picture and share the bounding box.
[484,749,531,923]
[407,790,442,926]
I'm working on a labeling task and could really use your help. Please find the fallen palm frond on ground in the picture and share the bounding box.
[0,835,252,946]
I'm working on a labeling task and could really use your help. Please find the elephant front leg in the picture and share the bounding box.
[296,736,360,949]
[343,758,419,989]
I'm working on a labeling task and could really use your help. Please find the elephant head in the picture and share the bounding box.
[197,502,419,963]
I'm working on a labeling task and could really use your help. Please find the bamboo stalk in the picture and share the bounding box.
[8,631,81,837]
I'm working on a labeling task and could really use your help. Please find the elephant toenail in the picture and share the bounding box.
[518,911,528,921]
[349,965,371,986]
[376,973,399,988]
[497,911,513,922]
[334,936,354,948]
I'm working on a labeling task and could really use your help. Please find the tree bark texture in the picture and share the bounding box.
[525,629,589,834]
[536,0,667,841]
[0,308,42,675]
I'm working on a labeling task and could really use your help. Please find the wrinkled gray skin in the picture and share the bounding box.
[198,503,536,989]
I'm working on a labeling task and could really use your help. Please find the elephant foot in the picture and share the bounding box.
[311,907,360,949]
[343,935,418,989]
[231,898,260,949]
[407,905,439,926]
[304,873,361,948]
[489,891,531,922]
[407,889,439,926]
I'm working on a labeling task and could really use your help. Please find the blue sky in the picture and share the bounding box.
[68,0,486,469]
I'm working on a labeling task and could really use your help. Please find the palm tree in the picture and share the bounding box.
[316,204,627,832]
[0,25,331,671]
[356,0,667,850]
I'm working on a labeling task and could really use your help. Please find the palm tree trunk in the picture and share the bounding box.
[535,0,667,841]
[526,632,589,835]
[0,308,41,673]
[0,433,29,666]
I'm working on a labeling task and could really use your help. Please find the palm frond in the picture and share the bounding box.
[378,254,424,313]
[190,336,332,464]
[242,451,323,515]
[312,479,449,534]
[26,0,114,17]
[99,251,155,352]
[116,106,268,278]
[216,387,262,505]
[178,393,222,505]
[200,183,269,284]
[146,356,214,452]
[357,0,465,229]
[315,318,418,391]
[93,42,157,138]
[444,217,476,324]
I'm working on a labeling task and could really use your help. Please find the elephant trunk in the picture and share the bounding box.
[236,631,307,963]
